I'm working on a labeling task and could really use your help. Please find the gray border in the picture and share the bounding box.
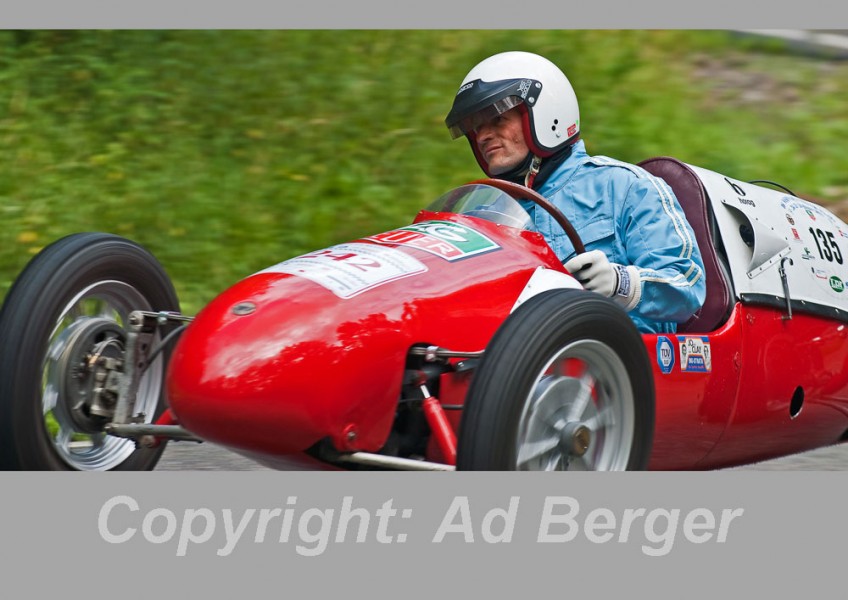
[2,0,847,594]
[3,1,847,28]
[2,471,847,596]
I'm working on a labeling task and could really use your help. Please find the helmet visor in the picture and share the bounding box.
[446,96,524,140]
[445,77,541,140]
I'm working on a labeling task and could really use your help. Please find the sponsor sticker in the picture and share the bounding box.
[829,276,844,293]
[367,220,501,261]
[785,214,795,226]
[656,336,675,375]
[260,242,427,299]
[677,336,712,373]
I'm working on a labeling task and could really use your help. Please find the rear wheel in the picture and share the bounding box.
[456,289,654,471]
[0,233,180,470]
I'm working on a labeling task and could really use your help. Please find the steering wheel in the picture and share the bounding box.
[469,178,586,255]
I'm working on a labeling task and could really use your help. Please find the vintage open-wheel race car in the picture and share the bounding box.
[2,157,848,471]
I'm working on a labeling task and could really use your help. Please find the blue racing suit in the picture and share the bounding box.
[523,140,706,334]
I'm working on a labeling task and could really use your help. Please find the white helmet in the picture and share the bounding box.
[445,51,580,175]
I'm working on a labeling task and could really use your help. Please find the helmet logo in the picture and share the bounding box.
[518,79,532,99]
[458,82,474,94]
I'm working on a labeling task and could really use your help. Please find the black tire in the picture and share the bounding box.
[456,288,654,471]
[0,233,180,470]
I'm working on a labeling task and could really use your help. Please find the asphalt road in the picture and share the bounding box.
[156,439,848,471]
[158,442,275,471]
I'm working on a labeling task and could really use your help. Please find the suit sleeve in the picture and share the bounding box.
[618,173,706,324]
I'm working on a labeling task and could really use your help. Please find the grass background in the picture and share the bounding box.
[1,30,847,314]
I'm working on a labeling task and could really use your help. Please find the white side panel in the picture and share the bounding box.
[689,164,848,313]
[510,267,583,313]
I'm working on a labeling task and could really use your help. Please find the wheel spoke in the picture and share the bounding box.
[528,379,566,424]
[55,427,73,454]
[68,303,84,320]
[569,451,595,471]
[61,304,85,332]
[566,371,595,422]
[43,386,58,415]
[98,304,122,322]
[531,375,584,428]
[544,450,565,471]
[583,406,614,432]
[516,437,561,467]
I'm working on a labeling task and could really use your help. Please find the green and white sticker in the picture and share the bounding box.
[367,220,501,261]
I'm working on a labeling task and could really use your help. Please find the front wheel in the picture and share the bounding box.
[0,233,180,470]
[456,289,654,471]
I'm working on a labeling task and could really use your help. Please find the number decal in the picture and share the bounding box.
[816,229,833,261]
[262,243,428,298]
[809,227,843,264]
[827,231,843,264]
[301,249,383,272]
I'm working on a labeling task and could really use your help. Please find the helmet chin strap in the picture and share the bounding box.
[524,155,543,188]
[486,151,538,186]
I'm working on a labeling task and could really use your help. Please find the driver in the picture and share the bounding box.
[445,51,706,334]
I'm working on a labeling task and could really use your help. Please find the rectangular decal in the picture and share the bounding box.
[366,220,500,261]
[677,336,712,373]
[260,242,427,299]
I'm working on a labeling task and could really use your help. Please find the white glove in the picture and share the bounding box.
[564,250,641,311]
[564,250,617,296]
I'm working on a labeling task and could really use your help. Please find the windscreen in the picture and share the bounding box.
[425,184,534,231]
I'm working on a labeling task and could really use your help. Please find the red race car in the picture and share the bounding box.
[2,157,847,471]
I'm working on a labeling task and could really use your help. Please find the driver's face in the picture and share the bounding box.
[473,107,530,175]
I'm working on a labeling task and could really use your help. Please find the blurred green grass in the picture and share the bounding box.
[2,30,847,314]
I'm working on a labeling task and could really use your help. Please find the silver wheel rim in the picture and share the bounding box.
[515,339,635,471]
[42,280,163,470]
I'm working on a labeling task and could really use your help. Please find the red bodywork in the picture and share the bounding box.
[166,211,848,470]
